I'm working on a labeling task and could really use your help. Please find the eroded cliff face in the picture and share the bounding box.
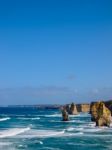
[90,101,111,127]
[77,104,90,113]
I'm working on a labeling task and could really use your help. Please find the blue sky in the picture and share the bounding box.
[0,0,112,104]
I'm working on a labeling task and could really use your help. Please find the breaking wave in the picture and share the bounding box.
[0,117,10,122]
[17,117,40,120]
[0,127,30,138]
[17,129,65,138]
[45,114,62,117]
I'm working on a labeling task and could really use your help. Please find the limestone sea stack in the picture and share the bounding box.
[65,103,79,115]
[90,101,111,127]
[61,108,69,121]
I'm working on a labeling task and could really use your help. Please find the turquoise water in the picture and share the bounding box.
[0,107,112,150]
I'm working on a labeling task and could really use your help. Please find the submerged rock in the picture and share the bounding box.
[90,101,111,127]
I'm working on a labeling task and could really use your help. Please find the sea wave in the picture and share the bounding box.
[0,142,12,146]
[50,119,85,123]
[17,117,40,120]
[66,127,84,132]
[45,114,81,118]
[15,129,85,138]
[50,120,76,123]
[61,132,84,137]
[83,128,102,132]
[0,117,10,122]
[44,113,90,118]
[45,114,62,117]
[16,129,65,138]
[0,127,30,138]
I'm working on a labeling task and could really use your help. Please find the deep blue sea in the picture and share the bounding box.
[0,107,112,150]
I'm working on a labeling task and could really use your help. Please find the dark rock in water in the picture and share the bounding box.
[90,101,111,127]
[61,108,69,121]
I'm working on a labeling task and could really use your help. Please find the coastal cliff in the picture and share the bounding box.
[76,104,90,113]
[61,100,112,126]
[90,101,111,126]
[63,100,112,114]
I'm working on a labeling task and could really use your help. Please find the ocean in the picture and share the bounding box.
[0,107,112,150]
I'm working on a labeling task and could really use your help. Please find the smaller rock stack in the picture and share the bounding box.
[90,101,111,127]
[65,103,79,115]
[61,107,69,121]
[61,103,78,121]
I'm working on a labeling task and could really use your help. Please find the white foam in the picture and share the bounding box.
[81,133,112,137]
[63,120,76,123]
[0,117,10,122]
[18,144,27,148]
[45,114,83,118]
[66,127,84,132]
[17,129,65,138]
[17,117,40,120]
[75,127,84,131]
[66,127,75,131]
[38,112,90,118]
[75,120,85,123]
[88,122,96,127]
[69,114,81,117]
[31,130,65,137]
[16,129,85,138]
[0,127,30,138]
[83,128,102,132]
[42,147,61,150]
[69,113,90,118]
[0,142,12,146]
[34,140,43,145]
[64,132,84,136]
[31,117,40,120]
[45,114,61,117]
[39,141,43,145]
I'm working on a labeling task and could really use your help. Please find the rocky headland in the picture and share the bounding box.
[62,100,112,127]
